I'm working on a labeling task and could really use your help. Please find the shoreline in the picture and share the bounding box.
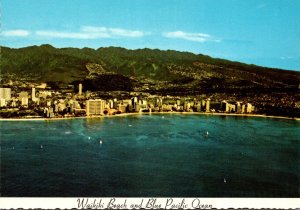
[148,112,300,121]
[0,112,299,121]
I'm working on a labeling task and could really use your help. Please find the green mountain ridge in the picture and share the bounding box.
[1,44,299,93]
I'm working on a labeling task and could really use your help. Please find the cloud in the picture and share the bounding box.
[1,30,30,37]
[109,28,145,37]
[36,30,110,39]
[35,26,146,39]
[163,30,220,42]
[82,26,146,37]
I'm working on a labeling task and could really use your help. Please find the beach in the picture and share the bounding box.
[0,112,299,121]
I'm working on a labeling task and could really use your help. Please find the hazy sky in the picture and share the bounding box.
[1,0,300,70]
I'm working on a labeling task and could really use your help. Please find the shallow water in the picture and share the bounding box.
[1,114,299,197]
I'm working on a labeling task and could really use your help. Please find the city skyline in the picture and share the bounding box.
[1,0,300,71]
[0,84,256,119]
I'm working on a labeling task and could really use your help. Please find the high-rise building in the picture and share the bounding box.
[0,88,11,101]
[241,104,246,113]
[205,99,210,112]
[86,99,106,116]
[108,100,114,109]
[246,103,252,113]
[79,83,82,95]
[11,99,17,107]
[45,107,54,118]
[48,107,55,118]
[201,99,206,110]
[187,102,191,111]
[112,98,118,109]
[131,97,138,109]
[0,98,6,107]
[54,104,59,112]
[118,104,127,113]
[236,102,242,113]
[183,102,187,111]
[229,104,236,112]
[21,97,29,107]
[221,100,229,112]
[32,88,36,102]
[156,98,163,107]
[196,103,201,112]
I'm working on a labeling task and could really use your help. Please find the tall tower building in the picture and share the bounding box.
[32,88,36,102]
[79,83,82,95]
[132,97,138,109]
[236,102,242,113]
[205,99,210,112]
[108,100,114,109]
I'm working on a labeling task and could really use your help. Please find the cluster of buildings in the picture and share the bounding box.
[85,98,254,116]
[0,84,255,118]
[221,100,253,114]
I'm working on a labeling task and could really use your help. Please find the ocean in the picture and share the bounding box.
[0,114,299,197]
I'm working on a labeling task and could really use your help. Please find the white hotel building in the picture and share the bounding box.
[86,99,106,116]
[0,88,11,107]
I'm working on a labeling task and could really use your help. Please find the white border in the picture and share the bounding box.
[0,198,299,209]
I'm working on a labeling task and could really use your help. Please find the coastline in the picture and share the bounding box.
[0,112,299,121]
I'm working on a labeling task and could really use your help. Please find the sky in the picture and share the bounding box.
[1,0,300,71]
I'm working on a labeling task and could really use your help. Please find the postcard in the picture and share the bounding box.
[0,0,299,209]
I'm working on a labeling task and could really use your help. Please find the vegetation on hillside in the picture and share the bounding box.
[1,44,299,93]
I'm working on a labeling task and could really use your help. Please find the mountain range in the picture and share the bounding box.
[1,44,299,95]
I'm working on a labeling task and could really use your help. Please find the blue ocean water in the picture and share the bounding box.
[0,114,299,197]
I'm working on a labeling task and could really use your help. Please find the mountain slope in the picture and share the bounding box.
[1,44,299,93]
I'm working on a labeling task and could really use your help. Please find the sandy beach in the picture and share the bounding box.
[0,112,299,121]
